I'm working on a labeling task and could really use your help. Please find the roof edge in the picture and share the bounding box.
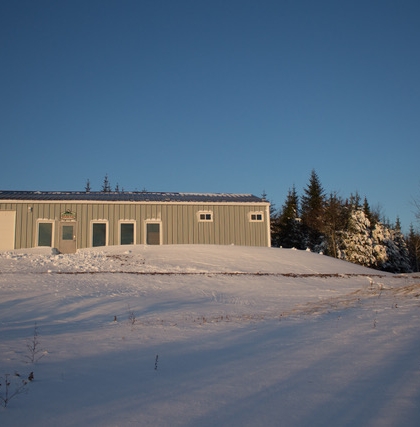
[0,190,267,204]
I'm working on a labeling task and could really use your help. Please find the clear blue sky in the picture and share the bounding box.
[1,0,419,232]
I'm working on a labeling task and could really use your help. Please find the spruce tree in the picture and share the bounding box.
[349,192,361,210]
[407,225,420,272]
[85,179,91,193]
[389,225,411,273]
[338,209,375,267]
[300,170,325,251]
[101,174,111,192]
[395,216,402,232]
[262,190,276,219]
[275,186,303,248]
[362,196,372,224]
[371,221,410,273]
[323,193,348,257]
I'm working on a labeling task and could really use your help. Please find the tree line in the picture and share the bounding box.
[85,175,122,193]
[270,170,420,273]
[84,175,147,193]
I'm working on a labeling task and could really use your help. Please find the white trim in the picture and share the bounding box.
[266,204,271,247]
[0,199,270,208]
[36,219,55,247]
[248,211,264,222]
[118,220,136,245]
[197,211,213,222]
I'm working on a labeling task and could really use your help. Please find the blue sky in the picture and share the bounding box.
[1,0,419,232]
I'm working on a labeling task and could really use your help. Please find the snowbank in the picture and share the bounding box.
[1,245,419,426]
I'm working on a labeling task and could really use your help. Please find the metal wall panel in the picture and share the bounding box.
[0,200,270,250]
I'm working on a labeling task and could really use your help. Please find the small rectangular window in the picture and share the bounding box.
[249,212,263,222]
[62,225,74,240]
[198,211,213,222]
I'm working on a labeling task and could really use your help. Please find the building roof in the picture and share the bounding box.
[0,190,266,204]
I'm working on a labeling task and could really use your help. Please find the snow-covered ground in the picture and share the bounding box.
[1,245,419,426]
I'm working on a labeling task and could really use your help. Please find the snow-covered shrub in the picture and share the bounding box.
[338,210,376,268]
[338,209,411,272]
[372,223,411,273]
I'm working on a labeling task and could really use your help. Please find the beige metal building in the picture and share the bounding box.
[0,191,271,253]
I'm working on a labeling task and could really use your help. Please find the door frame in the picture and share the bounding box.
[58,221,77,253]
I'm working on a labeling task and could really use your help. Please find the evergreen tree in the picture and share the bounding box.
[270,213,280,247]
[389,225,411,273]
[300,170,325,250]
[262,190,276,219]
[370,204,383,226]
[323,193,348,258]
[371,222,411,273]
[349,192,362,210]
[336,194,411,271]
[85,179,91,193]
[407,225,420,272]
[274,186,303,248]
[362,196,373,226]
[339,209,410,273]
[338,209,375,267]
[101,174,111,192]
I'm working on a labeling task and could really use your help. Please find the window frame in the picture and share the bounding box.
[197,211,213,222]
[36,220,55,247]
[249,212,264,222]
[91,220,109,247]
[119,221,136,245]
[144,220,162,245]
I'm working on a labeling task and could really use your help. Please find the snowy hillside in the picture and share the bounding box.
[1,245,419,426]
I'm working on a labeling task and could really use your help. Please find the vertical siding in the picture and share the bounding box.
[1,200,269,250]
[135,205,141,244]
[108,204,115,245]
[28,204,35,247]
[177,205,184,244]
